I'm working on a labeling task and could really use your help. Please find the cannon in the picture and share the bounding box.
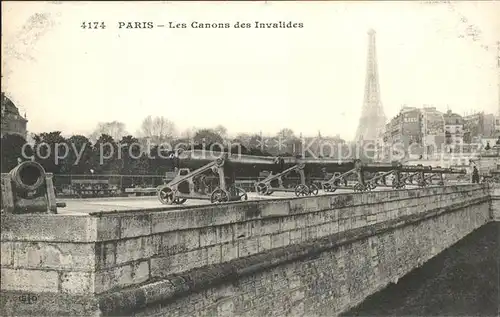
[1,161,65,214]
[320,160,467,192]
[156,156,248,204]
[254,162,319,197]
[321,159,368,192]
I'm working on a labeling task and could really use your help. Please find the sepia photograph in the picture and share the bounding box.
[1,1,499,316]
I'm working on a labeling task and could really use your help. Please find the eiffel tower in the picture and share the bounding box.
[355,29,387,142]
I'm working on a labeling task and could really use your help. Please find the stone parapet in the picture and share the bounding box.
[0,184,493,316]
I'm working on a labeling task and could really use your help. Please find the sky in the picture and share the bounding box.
[2,1,500,141]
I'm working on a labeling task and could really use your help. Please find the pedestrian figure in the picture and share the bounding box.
[485,142,491,150]
[472,166,480,184]
[172,150,180,172]
[273,156,282,174]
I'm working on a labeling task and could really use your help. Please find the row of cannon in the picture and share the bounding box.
[0,152,469,213]
[156,151,467,204]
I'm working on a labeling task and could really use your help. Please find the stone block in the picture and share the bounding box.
[280,216,297,232]
[233,222,253,240]
[259,218,281,235]
[158,230,200,256]
[316,223,331,238]
[216,225,234,244]
[60,271,95,294]
[258,235,272,251]
[151,249,205,278]
[120,214,151,238]
[95,216,120,241]
[289,229,303,244]
[199,227,218,247]
[238,237,259,257]
[221,242,239,262]
[115,236,156,264]
[1,268,59,292]
[1,214,96,242]
[293,214,308,229]
[151,211,180,234]
[95,241,117,269]
[270,232,290,249]
[289,197,320,215]
[13,242,95,270]
[95,260,149,294]
[261,201,290,218]
[203,245,221,265]
[1,242,14,267]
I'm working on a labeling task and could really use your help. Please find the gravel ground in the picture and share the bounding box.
[342,222,500,316]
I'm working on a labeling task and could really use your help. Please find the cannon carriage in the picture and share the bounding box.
[320,160,466,192]
[155,150,469,204]
[254,162,319,197]
[156,156,248,204]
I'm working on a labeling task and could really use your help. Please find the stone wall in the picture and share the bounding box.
[490,184,500,220]
[0,184,493,316]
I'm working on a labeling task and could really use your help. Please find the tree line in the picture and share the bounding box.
[2,117,347,175]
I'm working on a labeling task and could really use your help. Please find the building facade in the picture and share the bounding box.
[1,92,28,139]
[463,112,496,143]
[420,106,446,153]
[383,106,449,159]
[443,110,464,146]
[494,116,500,140]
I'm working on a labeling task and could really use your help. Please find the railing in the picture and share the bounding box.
[52,174,329,198]
[53,174,166,197]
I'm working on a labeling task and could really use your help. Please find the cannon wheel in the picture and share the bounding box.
[353,183,365,192]
[392,181,404,189]
[211,188,229,203]
[214,157,225,167]
[256,183,269,195]
[232,186,248,201]
[158,186,175,205]
[366,182,376,191]
[309,184,319,196]
[323,183,332,192]
[173,197,187,204]
[323,183,337,193]
[295,184,310,196]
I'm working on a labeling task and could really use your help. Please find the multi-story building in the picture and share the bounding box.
[463,112,496,143]
[494,116,500,137]
[443,110,464,146]
[383,106,448,159]
[400,107,422,145]
[420,106,446,154]
[1,92,28,139]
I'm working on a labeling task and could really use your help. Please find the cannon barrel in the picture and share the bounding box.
[9,161,46,192]
[178,150,357,172]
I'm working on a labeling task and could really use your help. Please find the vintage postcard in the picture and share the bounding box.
[1,1,499,316]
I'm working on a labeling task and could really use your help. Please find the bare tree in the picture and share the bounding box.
[214,125,228,139]
[277,128,295,140]
[234,133,251,147]
[138,115,176,144]
[180,127,198,139]
[90,121,127,142]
